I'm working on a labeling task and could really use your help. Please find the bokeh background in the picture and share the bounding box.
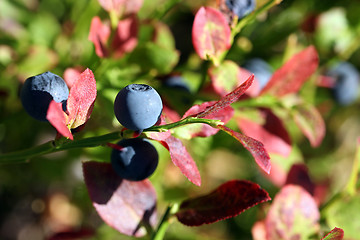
[1,0,360,239]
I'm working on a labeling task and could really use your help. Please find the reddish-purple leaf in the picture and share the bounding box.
[47,101,73,140]
[88,16,110,58]
[209,60,260,97]
[175,180,271,226]
[321,227,344,240]
[83,161,157,237]
[265,185,320,240]
[217,125,271,174]
[260,46,319,96]
[160,136,201,186]
[192,7,231,64]
[98,0,143,17]
[195,75,254,119]
[285,163,315,195]
[236,109,292,157]
[47,227,95,240]
[67,69,97,129]
[293,103,325,147]
[163,105,181,123]
[181,101,234,138]
[111,16,138,58]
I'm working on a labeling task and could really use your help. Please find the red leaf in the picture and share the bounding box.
[175,180,271,226]
[145,115,171,141]
[67,69,97,129]
[321,227,344,240]
[209,60,260,97]
[160,136,201,186]
[181,101,234,138]
[265,185,320,240]
[217,125,271,174]
[98,0,143,17]
[293,103,325,147]
[88,16,111,58]
[146,131,171,141]
[195,75,254,118]
[192,7,231,64]
[47,101,73,140]
[260,46,319,96]
[285,163,315,195]
[111,16,138,58]
[162,105,181,123]
[47,227,95,240]
[236,109,292,157]
[63,67,82,89]
[83,161,157,237]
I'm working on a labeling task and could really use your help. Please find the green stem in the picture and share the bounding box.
[147,117,223,132]
[151,203,179,240]
[0,118,222,164]
[0,132,121,164]
[217,0,281,64]
[232,0,280,38]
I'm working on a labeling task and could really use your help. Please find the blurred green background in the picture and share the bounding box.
[1,0,360,239]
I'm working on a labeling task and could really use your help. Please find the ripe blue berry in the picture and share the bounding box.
[243,58,273,90]
[111,138,159,181]
[114,84,163,131]
[327,62,360,105]
[20,71,69,121]
[225,0,256,19]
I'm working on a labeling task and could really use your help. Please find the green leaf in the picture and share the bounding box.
[129,42,179,74]
[324,194,360,239]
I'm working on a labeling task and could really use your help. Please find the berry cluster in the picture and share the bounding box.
[112,84,163,181]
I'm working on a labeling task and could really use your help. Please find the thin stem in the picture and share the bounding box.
[232,0,280,38]
[151,203,179,240]
[0,132,122,164]
[0,118,222,164]
[217,0,281,64]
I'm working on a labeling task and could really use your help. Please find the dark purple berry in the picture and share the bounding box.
[20,72,69,121]
[111,138,159,181]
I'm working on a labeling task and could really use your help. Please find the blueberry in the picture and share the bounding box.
[243,58,273,90]
[111,138,159,181]
[114,84,163,131]
[225,0,256,19]
[164,76,191,92]
[327,61,360,105]
[20,72,69,121]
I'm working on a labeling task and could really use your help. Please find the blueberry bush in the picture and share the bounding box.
[1,0,360,239]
